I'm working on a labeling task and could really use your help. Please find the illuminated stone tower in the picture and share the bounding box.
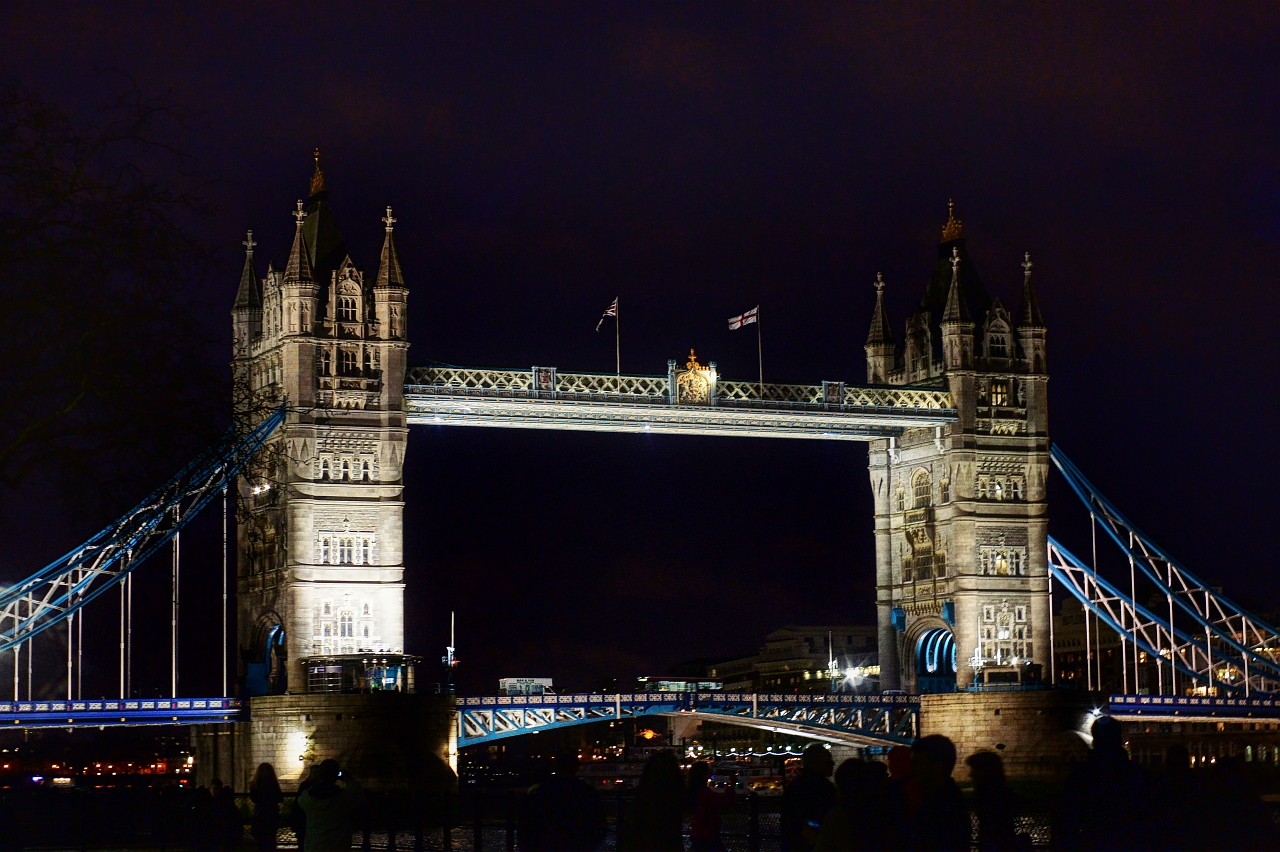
[866,203,1049,691]
[230,155,411,694]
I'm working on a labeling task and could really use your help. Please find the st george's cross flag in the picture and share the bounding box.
[596,297,619,331]
[728,306,759,330]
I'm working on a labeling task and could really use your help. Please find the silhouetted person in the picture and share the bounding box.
[781,743,838,851]
[1057,715,1154,851]
[213,784,243,850]
[815,758,900,851]
[291,765,314,850]
[189,785,215,852]
[906,735,969,851]
[618,751,684,852]
[251,762,285,851]
[966,751,1024,851]
[518,749,606,852]
[687,761,735,851]
[296,759,364,852]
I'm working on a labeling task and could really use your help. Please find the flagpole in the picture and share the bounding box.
[756,305,763,397]
[615,297,621,375]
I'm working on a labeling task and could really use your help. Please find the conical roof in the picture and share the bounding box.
[376,206,405,288]
[1019,252,1045,328]
[234,230,261,310]
[942,247,972,325]
[921,202,990,320]
[303,149,346,291]
[284,201,313,283]
[866,273,894,347]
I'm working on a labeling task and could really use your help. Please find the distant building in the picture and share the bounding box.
[706,626,879,693]
[499,677,554,695]
[635,676,723,693]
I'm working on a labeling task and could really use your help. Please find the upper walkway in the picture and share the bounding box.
[405,364,956,440]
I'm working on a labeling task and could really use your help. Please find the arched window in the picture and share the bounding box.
[322,623,331,637]
[361,539,371,563]
[340,612,353,638]
[339,296,357,322]
[912,470,932,508]
[362,603,370,616]
[320,350,332,376]
[895,486,906,513]
[360,460,370,481]
[320,538,330,564]
[341,460,351,481]
[363,625,369,638]
[340,350,357,375]
[340,539,353,564]
[363,349,372,374]
[319,459,330,480]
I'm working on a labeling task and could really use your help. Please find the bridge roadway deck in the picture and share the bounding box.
[456,692,921,748]
[405,366,956,440]
[0,698,241,729]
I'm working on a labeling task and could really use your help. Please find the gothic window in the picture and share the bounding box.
[363,350,372,374]
[341,459,351,481]
[991,381,1009,406]
[320,350,331,376]
[1011,477,1025,500]
[976,476,987,499]
[361,539,371,563]
[323,623,332,637]
[983,605,995,623]
[939,477,950,503]
[338,539,353,564]
[1015,606,1027,622]
[895,486,906,513]
[320,459,330,480]
[994,552,1009,575]
[988,330,1009,359]
[320,538,330,564]
[339,612,353,638]
[362,603,371,616]
[935,551,946,578]
[993,480,1004,501]
[340,350,357,375]
[912,470,932,508]
[361,460,371,481]
[339,297,357,322]
[908,530,934,580]
[363,625,370,638]
[323,601,332,616]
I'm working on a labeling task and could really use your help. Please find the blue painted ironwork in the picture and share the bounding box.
[456,692,919,748]
[1051,446,1280,694]
[0,409,286,653]
[0,697,242,730]
[1108,693,1280,721]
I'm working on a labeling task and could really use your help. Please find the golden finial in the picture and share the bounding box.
[310,147,326,196]
[685,348,702,371]
[941,198,963,242]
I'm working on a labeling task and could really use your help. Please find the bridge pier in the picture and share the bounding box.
[919,690,1094,778]
[195,693,457,793]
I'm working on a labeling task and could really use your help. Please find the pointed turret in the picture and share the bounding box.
[374,206,408,342]
[865,273,897,384]
[941,247,974,371]
[284,201,313,283]
[941,247,972,324]
[376,206,405,288]
[234,230,261,310]
[232,230,262,357]
[1018,251,1045,329]
[922,200,990,321]
[1017,252,1047,375]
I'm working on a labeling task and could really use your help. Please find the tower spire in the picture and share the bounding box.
[942,247,971,324]
[1019,251,1045,328]
[234,230,261,310]
[866,273,894,347]
[941,198,963,242]
[310,148,326,197]
[284,201,313,282]
[376,205,405,288]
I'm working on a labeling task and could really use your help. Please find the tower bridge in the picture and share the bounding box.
[6,161,1279,787]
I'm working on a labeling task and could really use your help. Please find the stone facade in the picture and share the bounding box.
[230,159,410,693]
[919,691,1094,778]
[195,693,458,793]
[867,205,1050,690]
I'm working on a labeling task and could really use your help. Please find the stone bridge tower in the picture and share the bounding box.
[866,204,1049,691]
[230,156,411,695]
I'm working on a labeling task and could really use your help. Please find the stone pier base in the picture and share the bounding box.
[194,693,457,794]
[920,690,1098,778]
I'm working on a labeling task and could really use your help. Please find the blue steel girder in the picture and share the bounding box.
[1108,693,1280,723]
[0,698,243,730]
[455,693,920,749]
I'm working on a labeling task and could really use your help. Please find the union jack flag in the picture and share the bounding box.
[728,305,758,330]
[596,297,618,331]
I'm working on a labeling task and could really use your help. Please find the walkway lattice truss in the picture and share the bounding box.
[0,409,285,653]
[1049,447,1280,696]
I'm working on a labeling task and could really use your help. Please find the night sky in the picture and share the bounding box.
[3,3,1280,697]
